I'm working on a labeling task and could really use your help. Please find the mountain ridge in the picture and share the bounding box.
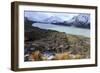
[25,14,90,29]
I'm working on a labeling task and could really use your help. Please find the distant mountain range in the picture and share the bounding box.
[25,14,90,29]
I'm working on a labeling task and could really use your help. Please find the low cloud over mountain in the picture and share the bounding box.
[24,11,90,29]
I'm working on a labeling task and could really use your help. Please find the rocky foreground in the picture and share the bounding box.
[24,23,90,61]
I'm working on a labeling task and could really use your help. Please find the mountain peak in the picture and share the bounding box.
[44,16,63,23]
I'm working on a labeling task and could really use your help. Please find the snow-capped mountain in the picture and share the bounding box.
[44,16,63,23]
[67,14,90,23]
[25,12,90,29]
[65,14,90,29]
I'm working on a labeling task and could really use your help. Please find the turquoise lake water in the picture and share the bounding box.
[32,23,90,37]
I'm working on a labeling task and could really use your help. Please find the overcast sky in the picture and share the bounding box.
[24,11,90,22]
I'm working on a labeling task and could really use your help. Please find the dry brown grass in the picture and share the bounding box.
[54,52,83,60]
[29,50,41,61]
[28,51,83,61]
[54,52,70,60]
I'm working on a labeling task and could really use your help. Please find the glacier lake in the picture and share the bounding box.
[32,23,90,37]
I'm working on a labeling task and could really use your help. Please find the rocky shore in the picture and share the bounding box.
[24,22,90,61]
